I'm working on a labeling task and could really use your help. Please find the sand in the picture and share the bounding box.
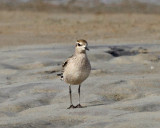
[0,41,160,128]
[0,10,160,128]
[0,11,160,48]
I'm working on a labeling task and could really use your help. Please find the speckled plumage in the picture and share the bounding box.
[61,40,91,85]
[59,39,91,109]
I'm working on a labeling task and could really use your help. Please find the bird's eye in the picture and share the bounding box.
[78,43,81,46]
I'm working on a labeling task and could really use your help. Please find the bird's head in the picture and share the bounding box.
[75,39,89,53]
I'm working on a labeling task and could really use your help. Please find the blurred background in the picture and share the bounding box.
[0,0,160,47]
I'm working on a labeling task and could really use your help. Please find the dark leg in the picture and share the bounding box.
[67,85,75,109]
[76,84,83,108]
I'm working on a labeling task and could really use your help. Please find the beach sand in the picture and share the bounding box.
[0,11,160,128]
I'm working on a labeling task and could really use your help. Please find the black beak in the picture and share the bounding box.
[85,47,89,51]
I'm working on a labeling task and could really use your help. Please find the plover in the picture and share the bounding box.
[58,39,91,109]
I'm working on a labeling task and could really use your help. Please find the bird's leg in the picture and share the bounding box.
[76,84,83,108]
[67,85,75,109]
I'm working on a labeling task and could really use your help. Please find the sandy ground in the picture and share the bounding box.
[0,42,160,128]
[0,11,160,48]
[0,11,160,128]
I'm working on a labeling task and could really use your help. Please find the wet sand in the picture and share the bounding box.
[0,10,160,128]
[0,42,160,128]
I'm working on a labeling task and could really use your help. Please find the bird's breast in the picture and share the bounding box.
[63,56,91,85]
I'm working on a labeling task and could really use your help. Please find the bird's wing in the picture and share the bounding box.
[57,55,73,79]
[62,55,73,69]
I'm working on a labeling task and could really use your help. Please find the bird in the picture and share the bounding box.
[58,39,91,109]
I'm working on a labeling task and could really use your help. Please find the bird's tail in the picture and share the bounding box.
[57,73,63,80]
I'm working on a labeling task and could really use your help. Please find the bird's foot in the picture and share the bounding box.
[67,105,76,109]
[75,104,84,108]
